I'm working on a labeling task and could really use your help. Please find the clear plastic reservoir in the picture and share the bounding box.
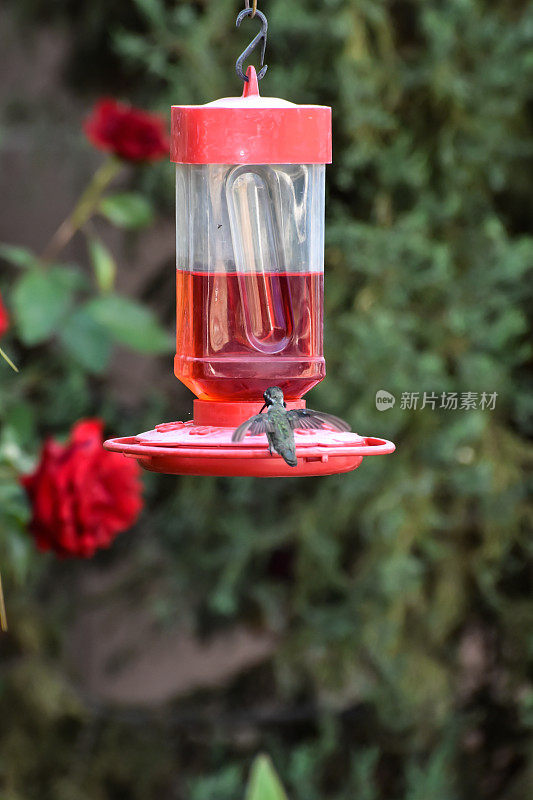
[175,163,325,401]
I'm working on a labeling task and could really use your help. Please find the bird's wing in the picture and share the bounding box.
[232,414,274,442]
[286,408,351,432]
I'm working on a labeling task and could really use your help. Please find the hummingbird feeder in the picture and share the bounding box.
[104,7,395,477]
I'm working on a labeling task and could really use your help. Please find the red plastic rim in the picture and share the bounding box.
[104,427,395,478]
[171,66,331,165]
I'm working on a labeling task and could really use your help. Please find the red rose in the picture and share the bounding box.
[0,292,9,338]
[84,98,169,162]
[21,419,143,558]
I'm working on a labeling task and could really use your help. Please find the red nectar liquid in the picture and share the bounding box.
[175,270,325,401]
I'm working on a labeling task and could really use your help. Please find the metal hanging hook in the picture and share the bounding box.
[235,7,268,82]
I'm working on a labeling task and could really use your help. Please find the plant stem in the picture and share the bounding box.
[0,347,18,372]
[0,572,7,632]
[41,157,123,263]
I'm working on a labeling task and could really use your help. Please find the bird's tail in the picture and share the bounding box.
[280,449,297,468]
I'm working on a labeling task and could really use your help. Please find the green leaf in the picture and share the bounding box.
[132,0,167,29]
[59,306,113,373]
[0,243,39,269]
[245,756,289,800]
[0,526,33,584]
[0,423,34,473]
[3,401,36,447]
[85,294,171,354]
[87,236,116,293]
[99,192,154,229]
[12,267,79,345]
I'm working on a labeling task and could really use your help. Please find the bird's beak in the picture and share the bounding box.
[259,403,267,413]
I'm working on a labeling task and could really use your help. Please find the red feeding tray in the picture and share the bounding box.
[104,400,395,478]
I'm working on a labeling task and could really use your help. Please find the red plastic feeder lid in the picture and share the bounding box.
[171,66,332,165]
[103,400,395,478]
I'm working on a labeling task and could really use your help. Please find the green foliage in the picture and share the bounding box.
[1,1,532,799]
[12,267,82,345]
[0,244,40,270]
[87,235,117,293]
[85,294,172,353]
[246,755,289,800]
[99,192,154,229]
[59,306,113,373]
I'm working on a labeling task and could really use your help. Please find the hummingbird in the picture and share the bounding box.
[232,386,351,467]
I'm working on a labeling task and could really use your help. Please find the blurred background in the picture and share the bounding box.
[0,0,532,798]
